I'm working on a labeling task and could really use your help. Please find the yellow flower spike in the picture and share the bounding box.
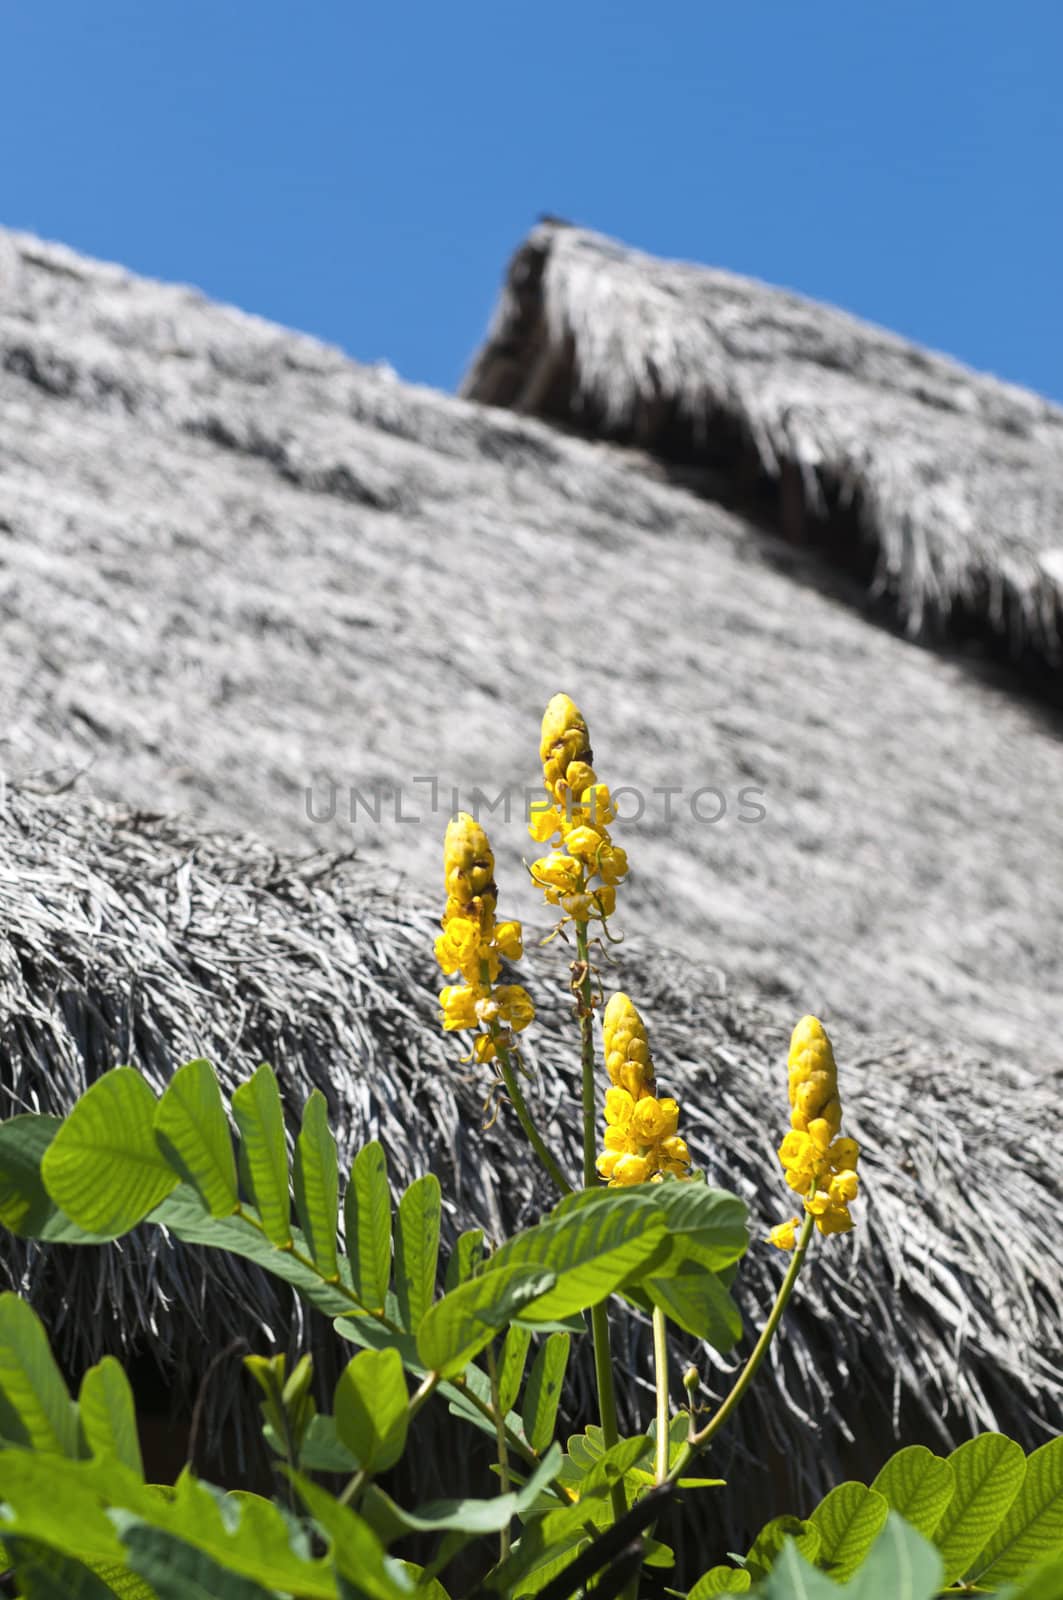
[436,813,534,1064]
[598,994,692,1185]
[533,695,625,935]
[774,1015,860,1240]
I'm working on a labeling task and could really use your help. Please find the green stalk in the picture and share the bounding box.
[575,919,627,1534]
[487,1341,512,1560]
[495,1037,573,1197]
[652,1305,670,1484]
[668,1210,816,1481]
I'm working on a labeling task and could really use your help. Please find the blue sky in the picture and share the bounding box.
[4,4,1062,400]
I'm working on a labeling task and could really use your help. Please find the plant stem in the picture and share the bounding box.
[652,1306,670,1485]
[487,1341,512,1561]
[494,1036,573,1196]
[668,1210,816,1482]
[574,919,628,1535]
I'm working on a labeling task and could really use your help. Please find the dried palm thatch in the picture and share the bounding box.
[2,785,1059,1529]
[463,221,1063,679]
[1,226,1062,1072]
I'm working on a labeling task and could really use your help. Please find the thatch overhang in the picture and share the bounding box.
[1,785,1060,1522]
[462,222,1063,684]
[1,228,1061,1069]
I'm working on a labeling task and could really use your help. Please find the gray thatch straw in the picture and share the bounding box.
[1,225,1061,1072]
[463,221,1063,678]
[2,785,1059,1527]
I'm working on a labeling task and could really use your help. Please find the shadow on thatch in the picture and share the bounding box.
[2,785,1059,1535]
[462,223,1063,693]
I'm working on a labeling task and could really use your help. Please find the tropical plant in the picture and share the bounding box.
[0,692,1057,1598]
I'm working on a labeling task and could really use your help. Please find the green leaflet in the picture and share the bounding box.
[231,1064,291,1247]
[41,1069,177,1238]
[688,1565,752,1595]
[870,1444,955,1540]
[4,1539,126,1600]
[486,1191,667,1321]
[121,1525,276,1600]
[933,1432,1027,1587]
[416,1266,556,1378]
[362,1445,563,1538]
[807,1482,889,1583]
[968,1436,1063,1588]
[844,1514,944,1600]
[0,1114,103,1242]
[345,1141,392,1312]
[154,1059,239,1218]
[753,1540,840,1598]
[395,1173,441,1334]
[522,1333,570,1455]
[293,1090,340,1281]
[287,1473,415,1598]
[334,1348,409,1473]
[444,1228,485,1293]
[745,1515,821,1580]
[150,1186,354,1317]
[497,1324,532,1417]
[78,1357,144,1476]
[0,1292,80,1457]
[643,1259,742,1352]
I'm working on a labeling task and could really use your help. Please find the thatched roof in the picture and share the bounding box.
[1,226,1061,1070]
[463,221,1063,680]
[3,785,1060,1522]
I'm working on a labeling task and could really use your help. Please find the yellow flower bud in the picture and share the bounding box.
[830,1137,859,1171]
[439,984,482,1031]
[631,1096,669,1142]
[560,892,595,921]
[564,825,605,863]
[769,1217,800,1251]
[592,885,617,918]
[528,804,562,844]
[830,1170,859,1204]
[443,813,495,903]
[561,761,597,799]
[611,1153,651,1186]
[604,1124,630,1153]
[655,1098,680,1139]
[659,1136,690,1168]
[530,852,583,894]
[816,1206,854,1236]
[494,920,523,961]
[494,985,535,1032]
[597,845,629,885]
[604,1087,635,1128]
[596,1149,621,1179]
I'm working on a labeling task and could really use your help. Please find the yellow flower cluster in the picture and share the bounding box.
[528,693,627,924]
[596,994,691,1185]
[770,1015,860,1248]
[436,813,534,1064]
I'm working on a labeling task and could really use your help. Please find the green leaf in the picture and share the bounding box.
[1009,1548,1063,1599]
[688,1565,752,1596]
[579,1435,651,1498]
[416,1266,555,1378]
[293,1090,340,1281]
[933,1432,1026,1587]
[745,1515,821,1579]
[870,1444,955,1540]
[969,1436,1063,1588]
[122,1524,276,1599]
[0,1293,79,1456]
[487,1192,667,1321]
[41,1070,177,1238]
[231,1064,291,1247]
[363,1444,563,1538]
[635,1181,749,1273]
[755,1539,845,1598]
[78,1357,144,1476]
[150,1186,353,1318]
[334,1348,409,1473]
[497,1324,532,1417]
[644,1261,742,1351]
[395,1174,441,1333]
[4,1539,124,1600]
[845,1512,944,1600]
[0,1116,117,1244]
[287,1473,415,1597]
[264,1411,360,1473]
[345,1141,392,1312]
[154,1059,238,1218]
[444,1228,485,1294]
[808,1481,889,1583]
[522,1332,570,1454]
